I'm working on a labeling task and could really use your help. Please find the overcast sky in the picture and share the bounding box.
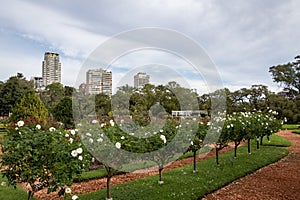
[1,0,300,94]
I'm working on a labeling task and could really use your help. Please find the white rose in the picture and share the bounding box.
[65,187,71,194]
[17,120,24,127]
[70,130,76,135]
[76,148,83,154]
[36,124,41,130]
[115,142,121,149]
[71,150,78,157]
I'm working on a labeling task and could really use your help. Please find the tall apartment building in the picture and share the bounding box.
[42,52,61,87]
[31,76,43,90]
[134,72,150,89]
[86,68,112,96]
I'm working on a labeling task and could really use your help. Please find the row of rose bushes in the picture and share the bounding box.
[0,110,283,200]
[77,110,282,199]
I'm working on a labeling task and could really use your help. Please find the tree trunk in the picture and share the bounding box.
[216,148,219,166]
[28,190,34,200]
[247,139,251,154]
[256,137,260,150]
[159,167,163,181]
[158,166,164,184]
[234,142,238,158]
[107,175,111,199]
[260,136,263,145]
[193,150,197,172]
[105,167,113,200]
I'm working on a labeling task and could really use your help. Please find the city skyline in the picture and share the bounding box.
[1,1,300,94]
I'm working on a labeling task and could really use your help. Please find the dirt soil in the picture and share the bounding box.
[203,130,300,200]
[33,130,300,200]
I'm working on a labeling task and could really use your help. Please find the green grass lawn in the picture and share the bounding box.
[282,124,300,130]
[261,134,292,147]
[79,135,290,200]
[0,175,36,200]
[292,130,300,134]
[282,124,300,134]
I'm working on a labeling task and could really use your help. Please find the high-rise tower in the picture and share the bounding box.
[86,68,112,96]
[42,52,61,87]
[134,72,150,89]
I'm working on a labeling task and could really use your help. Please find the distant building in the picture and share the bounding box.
[42,52,61,87]
[171,110,208,118]
[31,76,44,90]
[134,72,150,89]
[86,68,112,96]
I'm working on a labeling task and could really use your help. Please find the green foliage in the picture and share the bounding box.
[0,73,34,116]
[0,119,91,200]
[64,86,76,97]
[10,92,48,123]
[52,96,74,129]
[269,55,300,97]
[95,93,111,117]
[40,82,65,111]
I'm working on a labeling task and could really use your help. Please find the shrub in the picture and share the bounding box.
[0,118,91,200]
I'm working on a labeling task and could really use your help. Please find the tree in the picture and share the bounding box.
[52,97,74,129]
[64,86,76,97]
[215,121,231,165]
[10,92,48,123]
[40,82,65,111]
[269,55,300,97]
[117,84,135,93]
[227,113,247,158]
[1,119,90,200]
[0,73,34,116]
[95,93,111,117]
[187,121,208,172]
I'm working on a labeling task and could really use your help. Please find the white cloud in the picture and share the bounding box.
[0,0,300,94]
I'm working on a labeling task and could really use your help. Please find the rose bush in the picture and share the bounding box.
[0,117,91,200]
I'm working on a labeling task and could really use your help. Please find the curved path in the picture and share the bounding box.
[203,130,300,200]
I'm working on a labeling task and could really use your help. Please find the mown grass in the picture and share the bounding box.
[79,135,290,200]
[261,134,291,147]
[75,134,291,182]
[75,168,108,182]
[292,130,300,134]
[282,124,300,130]
[282,124,300,134]
[0,175,36,200]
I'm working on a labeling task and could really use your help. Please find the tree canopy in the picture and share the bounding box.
[10,91,48,123]
[269,55,300,97]
[0,73,34,116]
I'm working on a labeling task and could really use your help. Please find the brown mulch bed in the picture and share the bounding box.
[202,130,300,200]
